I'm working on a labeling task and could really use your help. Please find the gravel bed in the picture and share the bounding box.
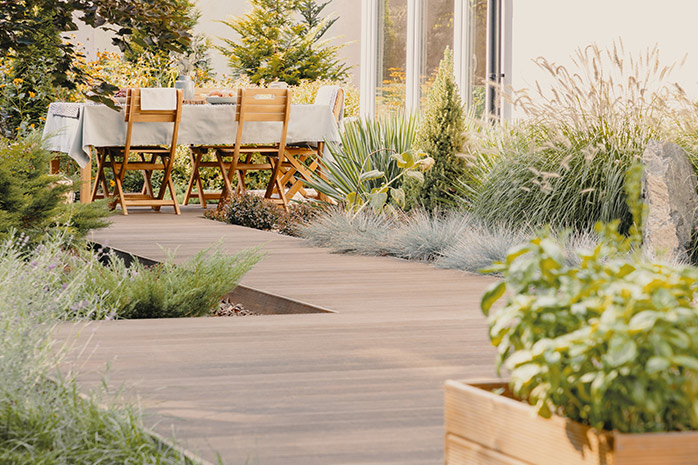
[210,297,260,317]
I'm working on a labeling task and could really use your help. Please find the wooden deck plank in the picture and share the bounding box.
[55,207,500,464]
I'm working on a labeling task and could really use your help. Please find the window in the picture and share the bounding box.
[377,0,408,114]
[361,0,502,118]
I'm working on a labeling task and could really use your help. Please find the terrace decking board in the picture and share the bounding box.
[56,207,498,464]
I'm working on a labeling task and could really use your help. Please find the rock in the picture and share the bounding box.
[642,140,698,260]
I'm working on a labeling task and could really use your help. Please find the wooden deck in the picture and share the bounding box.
[56,207,499,465]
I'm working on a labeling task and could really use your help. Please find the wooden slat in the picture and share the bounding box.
[446,434,529,465]
[243,104,287,113]
[444,380,614,465]
[122,199,176,206]
[241,113,286,122]
[119,162,166,170]
[614,431,698,465]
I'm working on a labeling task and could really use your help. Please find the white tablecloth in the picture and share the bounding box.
[42,102,341,168]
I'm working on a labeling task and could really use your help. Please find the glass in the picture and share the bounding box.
[376,0,408,114]
[421,0,454,106]
[469,0,488,118]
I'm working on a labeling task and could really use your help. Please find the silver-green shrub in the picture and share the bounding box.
[0,233,195,463]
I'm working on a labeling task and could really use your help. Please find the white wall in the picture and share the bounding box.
[505,0,698,118]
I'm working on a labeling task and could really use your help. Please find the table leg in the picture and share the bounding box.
[80,160,91,204]
[50,157,61,174]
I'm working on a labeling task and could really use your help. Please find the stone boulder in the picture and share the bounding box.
[642,140,698,260]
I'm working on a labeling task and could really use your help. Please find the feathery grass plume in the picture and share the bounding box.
[436,220,531,273]
[0,233,194,463]
[405,47,467,210]
[300,207,395,255]
[387,209,473,261]
[469,41,680,233]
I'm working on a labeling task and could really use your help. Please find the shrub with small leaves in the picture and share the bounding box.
[276,201,323,237]
[216,192,282,230]
[482,165,698,433]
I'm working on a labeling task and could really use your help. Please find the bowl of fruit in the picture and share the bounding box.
[206,89,237,104]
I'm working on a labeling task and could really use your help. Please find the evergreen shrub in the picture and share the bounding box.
[405,48,467,211]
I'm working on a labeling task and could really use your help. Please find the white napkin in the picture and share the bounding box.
[48,102,80,119]
[314,85,343,124]
[140,88,178,111]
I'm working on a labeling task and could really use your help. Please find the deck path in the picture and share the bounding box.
[57,207,499,465]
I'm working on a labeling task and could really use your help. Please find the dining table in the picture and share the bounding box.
[42,101,341,203]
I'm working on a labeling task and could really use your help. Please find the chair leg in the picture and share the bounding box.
[90,149,108,202]
[109,151,128,215]
[265,151,289,210]
[216,150,235,203]
[140,153,155,199]
[184,149,206,207]
[158,154,180,215]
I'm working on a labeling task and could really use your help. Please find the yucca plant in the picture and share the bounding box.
[306,112,419,206]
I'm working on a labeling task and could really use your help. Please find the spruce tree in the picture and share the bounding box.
[405,48,466,211]
[220,0,349,85]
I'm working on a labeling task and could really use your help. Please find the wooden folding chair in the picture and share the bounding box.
[215,88,292,209]
[280,86,344,201]
[90,88,183,215]
[183,88,239,208]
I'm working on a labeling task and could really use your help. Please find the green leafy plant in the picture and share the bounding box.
[0,132,111,242]
[0,234,197,463]
[219,0,349,85]
[306,113,425,210]
[0,0,194,130]
[210,192,282,231]
[94,244,262,319]
[405,48,467,211]
[480,165,698,433]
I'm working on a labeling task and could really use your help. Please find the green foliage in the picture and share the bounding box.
[0,234,196,464]
[0,0,193,125]
[405,48,467,211]
[481,166,698,433]
[94,245,263,319]
[0,133,111,242]
[276,201,323,237]
[219,0,350,85]
[205,192,323,236]
[463,43,674,232]
[213,192,282,230]
[306,113,420,208]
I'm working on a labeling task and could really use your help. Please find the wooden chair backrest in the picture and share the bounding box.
[123,88,183,153]
[238,88,291,123]
[233,88,292,152]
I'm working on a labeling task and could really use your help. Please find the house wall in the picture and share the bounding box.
[72,1,361,86]
[505,0,698,118]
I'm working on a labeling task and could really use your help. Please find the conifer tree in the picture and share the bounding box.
[405,48,467,211]
[220,0,349,85]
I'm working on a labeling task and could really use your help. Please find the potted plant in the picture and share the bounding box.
[446,167,698,464]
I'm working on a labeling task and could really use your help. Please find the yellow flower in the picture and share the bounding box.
[28,91,35,98]
[109,180,115,187]
[12,78,22,85]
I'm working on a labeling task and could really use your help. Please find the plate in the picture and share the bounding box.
[206,96,237,104]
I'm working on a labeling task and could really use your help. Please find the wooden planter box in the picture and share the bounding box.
[445,379,698,465]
